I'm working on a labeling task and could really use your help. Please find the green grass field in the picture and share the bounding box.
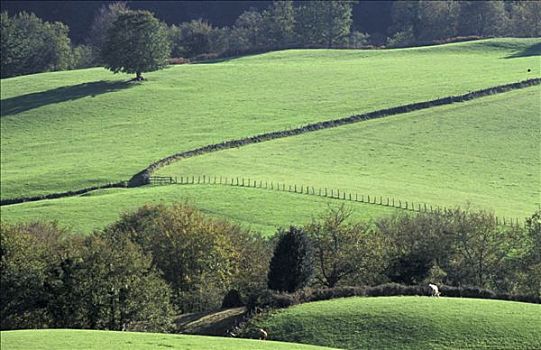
[1,38,539,200]
[157,86,540,218]
[0,185,396,235]
[0,330,337,350]
[249,296,541,350]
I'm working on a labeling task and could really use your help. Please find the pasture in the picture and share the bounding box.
[249,296,541,350]
[0,185,396,235]
[156,86,540,218]
[0,330,337,350]
[1,38,539,200]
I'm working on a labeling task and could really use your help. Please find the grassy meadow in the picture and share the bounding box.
[157,86,541,218]
[1,38,540,200]
[0,330,337,350]
[250,296,541,350]
[0,185,396,235]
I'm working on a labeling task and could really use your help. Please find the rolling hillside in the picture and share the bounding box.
[156,86,540,218]
[0,185,396,235]
[248,296,541,350]
[1,38,539,201]
[0,330,337,350]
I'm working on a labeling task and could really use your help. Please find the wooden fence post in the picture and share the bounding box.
[368,195,371,203]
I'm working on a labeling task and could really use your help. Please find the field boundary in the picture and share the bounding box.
[128,78,540,187]
[149,175,524,227]
[2,78,539,207]
[0,181,127,206]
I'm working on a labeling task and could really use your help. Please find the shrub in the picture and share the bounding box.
[168,57,190,65]
[386,27,415,48]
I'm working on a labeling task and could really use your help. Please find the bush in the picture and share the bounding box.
[168,57,190,65]
[386,27,415,48]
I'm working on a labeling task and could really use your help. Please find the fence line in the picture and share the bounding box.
[148,175,523,228]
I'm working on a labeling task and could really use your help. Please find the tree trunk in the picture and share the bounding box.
[135,71,144,81]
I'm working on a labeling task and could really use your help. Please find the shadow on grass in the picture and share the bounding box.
[1,80,134,117]
[505,42,541,59]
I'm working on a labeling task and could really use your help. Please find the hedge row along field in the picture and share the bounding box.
[1,38,539,200]
[157,86,540,218]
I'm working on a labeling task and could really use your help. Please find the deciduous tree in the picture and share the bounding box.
[306,206,385,288]
[102,10,170,80]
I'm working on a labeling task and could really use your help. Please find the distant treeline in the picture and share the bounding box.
[2,203,540,332]
[1,1,540,78]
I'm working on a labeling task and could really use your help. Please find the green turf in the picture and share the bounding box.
[157,86,541,218]
[0,329,337,350]
[250,296,541,350]
[1,38,540,200]
[0,184,396,235]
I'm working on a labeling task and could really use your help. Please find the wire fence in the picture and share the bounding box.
[149,175,524,228]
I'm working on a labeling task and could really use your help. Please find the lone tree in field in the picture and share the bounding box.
[102,10,170,81]
[267,226,313,293]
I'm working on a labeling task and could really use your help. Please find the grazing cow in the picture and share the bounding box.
[428,283,441,297]
[258,328,268,340]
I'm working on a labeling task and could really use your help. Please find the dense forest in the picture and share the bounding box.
[1,1,392,44]
[2,1,540,78]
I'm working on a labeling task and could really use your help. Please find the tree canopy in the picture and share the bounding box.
[102,10,170,80]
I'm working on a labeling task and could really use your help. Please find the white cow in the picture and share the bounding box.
[428,283,441,297]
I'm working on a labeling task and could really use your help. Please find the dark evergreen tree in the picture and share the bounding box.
[102,10,170,80]
[267,226,314,293]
